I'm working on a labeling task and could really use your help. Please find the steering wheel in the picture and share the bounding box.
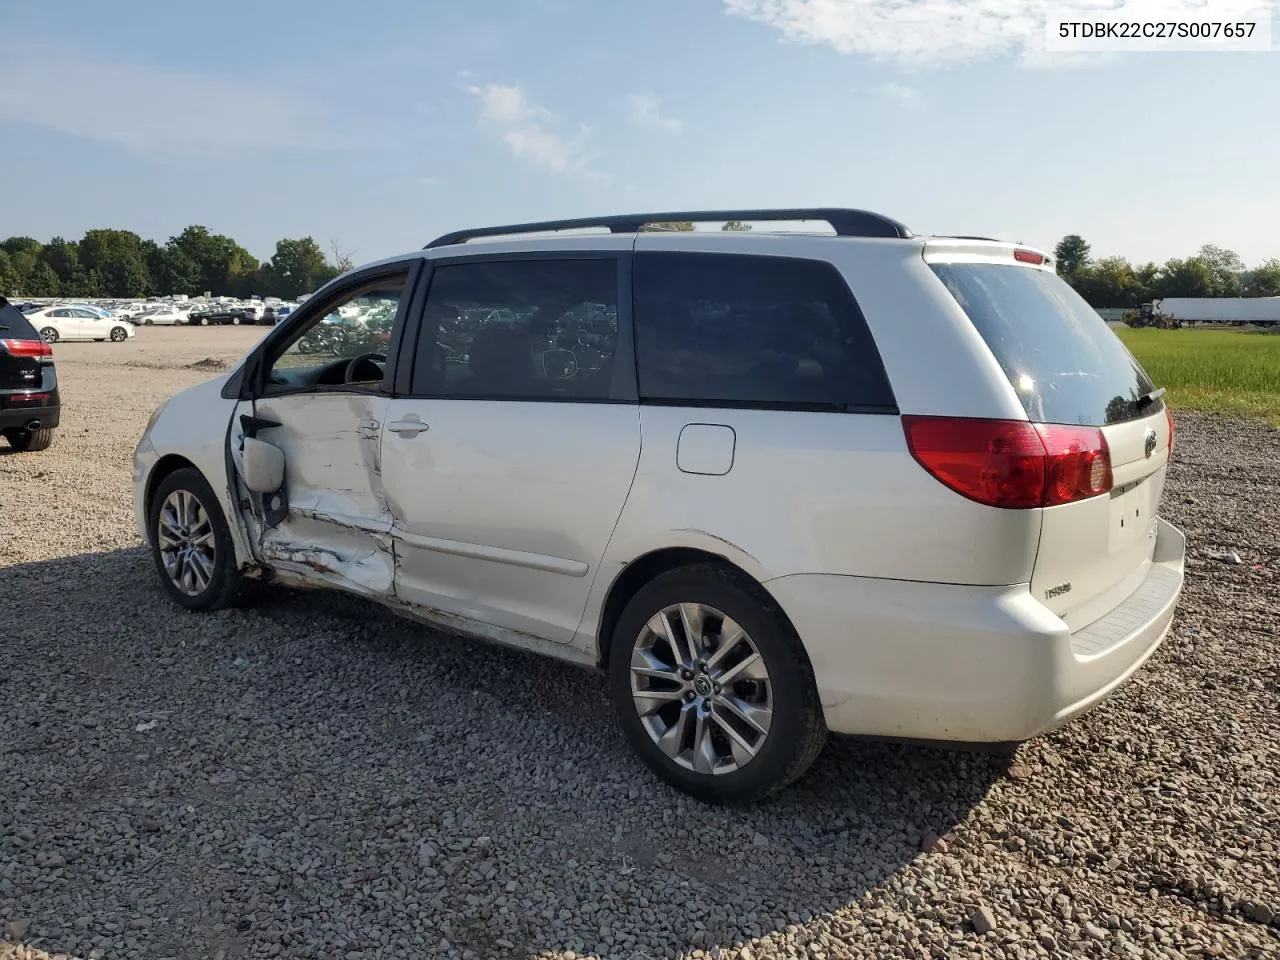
[343,353,387,384]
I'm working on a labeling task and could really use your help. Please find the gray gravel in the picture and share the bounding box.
[2,329,1279,960]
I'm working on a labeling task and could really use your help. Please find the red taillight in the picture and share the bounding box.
[0,338,52,358]
[8,392,50,403]
[1013,249,1045,265]
[1165,403,1175,455]
[903,416,1112,509]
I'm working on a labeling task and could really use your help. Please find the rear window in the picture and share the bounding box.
[0,298,42,341]
[930,263,1158,426]
[634,252,896,411]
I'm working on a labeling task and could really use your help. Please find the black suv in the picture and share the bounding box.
[0,296,60,451]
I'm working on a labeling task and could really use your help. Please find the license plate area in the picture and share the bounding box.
[1109,476,1157,552]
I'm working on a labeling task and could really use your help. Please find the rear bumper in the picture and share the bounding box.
[765,518,1186,743]
[0,399,60,431]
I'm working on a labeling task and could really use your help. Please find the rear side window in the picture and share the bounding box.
[412,258,619,401]
[633,252,895,411]
[930,263,1157,426]
[0,298,41,340]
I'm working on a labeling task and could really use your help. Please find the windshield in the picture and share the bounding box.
[930,262,1159,426]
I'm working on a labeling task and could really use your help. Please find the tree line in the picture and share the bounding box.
[1053,235,1280,307]
[0,226,355,302]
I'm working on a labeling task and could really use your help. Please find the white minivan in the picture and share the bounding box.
[132,209,1184,803]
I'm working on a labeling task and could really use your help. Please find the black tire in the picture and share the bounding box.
[4,427,54,452]
[110,326,128,342]
[144,318,153,326]
[147,467,243,611]
[39,327,58,343]
[231,316,241,326]
[608,563,827,804]
[200,317,209,326]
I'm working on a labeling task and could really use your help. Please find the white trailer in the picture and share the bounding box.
[1153,297,1280,326]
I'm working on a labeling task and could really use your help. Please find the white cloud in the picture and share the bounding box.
[467,83,600,176]
[627,93,684,134]
[722,0,1268,66]
[878,82,925,109]
[0,40,335,156]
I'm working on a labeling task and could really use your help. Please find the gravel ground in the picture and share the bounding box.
[2,328,1278,960]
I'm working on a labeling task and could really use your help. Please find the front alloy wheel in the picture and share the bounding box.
[148,467,243,610]
[110,326,128,342]
[157,489,216,596]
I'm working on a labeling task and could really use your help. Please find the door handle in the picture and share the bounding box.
[388,416,429,436]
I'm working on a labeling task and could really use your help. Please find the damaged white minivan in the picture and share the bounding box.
[133,209,1185,803]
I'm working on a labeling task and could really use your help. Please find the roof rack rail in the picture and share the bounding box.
[424,208,912,249]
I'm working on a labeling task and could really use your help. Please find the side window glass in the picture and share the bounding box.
[266,275,406,390]
[412,259,618,401]
[633,252,895,410]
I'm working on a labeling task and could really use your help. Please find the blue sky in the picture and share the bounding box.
[2,0,1277,268]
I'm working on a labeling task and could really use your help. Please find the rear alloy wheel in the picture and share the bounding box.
[3,427,54,452]
[110,326,128,342]
[609,564,827,804]
[39,327,58,343]
[148,467,243,610]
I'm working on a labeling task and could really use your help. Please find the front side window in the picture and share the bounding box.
[411,258,618,401]
[633,252,896,411]
[266,274,407,391]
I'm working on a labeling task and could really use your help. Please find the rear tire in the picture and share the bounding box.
[4,427,54,452]
[608,564,827,804]
[39,327,58,343]
[148,467,243,611]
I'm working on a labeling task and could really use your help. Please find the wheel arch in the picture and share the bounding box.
[144,454,200,516]
[595,546,797,671]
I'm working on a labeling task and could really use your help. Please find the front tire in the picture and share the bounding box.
[148,468,243,611]
[200,317,209,326]
[4,427,53,452]
[110,326,128,342]
[608,564,827,804]
[40,327,58,343]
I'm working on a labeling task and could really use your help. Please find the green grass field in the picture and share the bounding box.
[1115,327,1280,426]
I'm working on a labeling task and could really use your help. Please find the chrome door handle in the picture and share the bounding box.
[388,417,429,436]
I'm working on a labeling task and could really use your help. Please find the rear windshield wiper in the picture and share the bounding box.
[1134,386,1166,411]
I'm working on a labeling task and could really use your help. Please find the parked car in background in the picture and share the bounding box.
[0,296,60,451]
[22,305,136,343]
[133,208,1185,803]
[139,306,190,325]
[260,307,278,325]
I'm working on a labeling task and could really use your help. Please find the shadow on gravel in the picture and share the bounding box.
[1,548,1007,960]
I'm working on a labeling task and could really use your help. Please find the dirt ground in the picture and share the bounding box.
[1,327,1277,960]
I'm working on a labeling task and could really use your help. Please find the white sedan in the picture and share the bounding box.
[138,306,190,326]
[24,306,137,343]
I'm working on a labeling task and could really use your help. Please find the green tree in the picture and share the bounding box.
[1241,258,1280,297]
[78,228,152,296]
[166,225,259,297]
[1158,257,1219,298]
[722,219,752,232]
[1073,256,1141,307]
[39,237,91,295]
[1195,244,1244,297]
[0,250,19,296]
[268,237,331,299]
[25,261,62,296]
[1053,234,1091,277]
[640,221,695,232]
[1,237,44,282]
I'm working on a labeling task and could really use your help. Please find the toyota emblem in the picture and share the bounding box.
[1143,429,1158,458]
